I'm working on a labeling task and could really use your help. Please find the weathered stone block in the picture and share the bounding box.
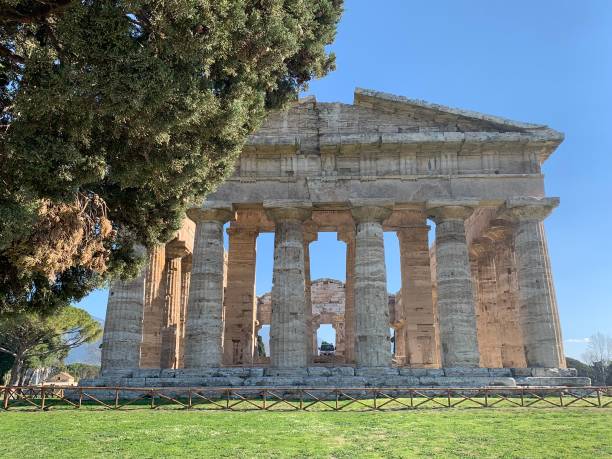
[488,368,512,377]
[264,368,308,377]
[444,367,490,377]
[418,376,516,387]
[307,367,332,377]
[121,378,146,387]
[531,368,578,377]
[426,369,445,377]
[355,367,399,377]
[371,376,420,387]
[510,368,533,377]
[330,367,355,377]
[159,369,177,378]
[519,377,591,387]
[399,368,429,377]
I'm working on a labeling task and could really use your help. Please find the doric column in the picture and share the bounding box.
[397,224,437,367]
[350,200,393,367]
[223,226,258,365]
[101,246,146,374]
[312,316,320,356]
[264,201,312,370]
[160,243,188,369]
[333,320,346,358]
[304,230,317,364]
[338,228,356,363]
[178,254,192,368]
[492,235,526,367]
[140,245,166,368]
[501,197,564,368]
[470,240,503,368]
[427,201,480,367]
[183,203,234,368]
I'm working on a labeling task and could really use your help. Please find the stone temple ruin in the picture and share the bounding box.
[86,89,588,389]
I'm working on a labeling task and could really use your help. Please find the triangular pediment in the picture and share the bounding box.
[248,88,563,159]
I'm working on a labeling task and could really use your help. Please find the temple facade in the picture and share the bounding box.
[95,89,586,388]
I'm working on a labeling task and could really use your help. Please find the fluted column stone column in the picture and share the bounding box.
[304,231,317,364]
[184,203,234,369]
[223,227,258,365]
[350,200,393,368]
[178,254,192,368]
[265,201,312,370]
[160,244,188,369]
[501,197,564,368]
[140,245,166,368]
[397,224,437,367]
[427,201,480,367]
[101,245,147,374]
[338,229,356,364]
[471,240,503,368]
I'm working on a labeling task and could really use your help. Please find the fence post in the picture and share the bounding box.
[41,386,46,411]
[3,387,10,410]
[597,388,602,408]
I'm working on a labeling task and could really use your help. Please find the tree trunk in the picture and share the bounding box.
[8,357,22,386]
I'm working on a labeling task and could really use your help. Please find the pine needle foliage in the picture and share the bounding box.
[0,0,343,313]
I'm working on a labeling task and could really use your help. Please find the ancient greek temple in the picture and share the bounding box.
[94,89,587,388]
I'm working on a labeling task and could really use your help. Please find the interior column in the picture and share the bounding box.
[223,226,258,365]
[397,222,437,367]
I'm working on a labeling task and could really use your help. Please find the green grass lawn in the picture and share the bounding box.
[1,407,610,458]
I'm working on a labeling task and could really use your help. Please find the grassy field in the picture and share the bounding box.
[0,407,610,458]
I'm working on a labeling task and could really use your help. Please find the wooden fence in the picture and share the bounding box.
[1,386,610,411]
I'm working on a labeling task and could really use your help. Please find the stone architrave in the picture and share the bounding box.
[427,200,481,367]
[501,198,564,368]
[223,227,258,365]
[100,245,147,374]
[183,203,234,368]
[397,224,437,367]
[140,245,166,368]
[350,200,393,367]
[265,201,312,369]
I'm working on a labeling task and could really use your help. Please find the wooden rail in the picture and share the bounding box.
[1,386,610,411]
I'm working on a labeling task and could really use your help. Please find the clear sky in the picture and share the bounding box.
[78,0,612,360]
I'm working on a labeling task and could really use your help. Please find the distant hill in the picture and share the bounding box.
[66,317,104,365]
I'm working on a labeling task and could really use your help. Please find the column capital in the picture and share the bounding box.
[499,197,559,223]
[226,226,259,238]
[469,238,495,259]
[426,199,479,222]
[396,225,430,243]
[350,199,394,223]
[264,200,312,222]
[165,239,191,259]
[186,202,234,223]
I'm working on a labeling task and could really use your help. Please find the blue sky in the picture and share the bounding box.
[78,0,612,360]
